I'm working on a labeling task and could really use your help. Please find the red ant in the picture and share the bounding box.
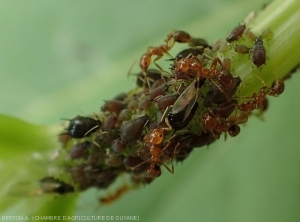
[200,109,248,138]
[99,184,132,205]
[173,55,232,85]
[140,30,192,77]
[174,55,236,101]
[238,79,284,112]
[130,128,179,178]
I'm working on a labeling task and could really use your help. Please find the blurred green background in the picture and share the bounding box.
[1,0,300,222]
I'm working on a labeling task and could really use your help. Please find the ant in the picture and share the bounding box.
[206,76,242,105]
[99,184,131,205]
[130,128,179,178]
[140,30,192,77]
[200,109,248,138]
[173,55,234,92]
[238,79,284,112]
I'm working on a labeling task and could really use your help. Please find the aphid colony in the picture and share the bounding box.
[46,24,285,204]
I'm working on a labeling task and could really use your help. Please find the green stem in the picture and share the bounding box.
[232,0,300,95]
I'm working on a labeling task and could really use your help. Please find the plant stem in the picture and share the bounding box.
[231,0,300,96]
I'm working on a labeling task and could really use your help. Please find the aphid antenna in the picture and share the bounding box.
[83,125,100,137]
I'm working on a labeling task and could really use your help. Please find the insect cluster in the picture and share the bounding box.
[46,23,286,205]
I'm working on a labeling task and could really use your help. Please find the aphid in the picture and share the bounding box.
[120,115,149,143]
[100,132,119,145]
[113,93,127,101]
[131,128,176,178]
[67,116,101,139]
[244,29,257,41]
[167,102,199,131]
[68,165,91,190]
[138,96,152,111]
[81,166,118,189]
[112,138,126,153]
[105,155,123,167]
[39,177,74,195]
[103,113,118,131]
[174,48,205,61]
[251,37,266,68]
[101,100,126,113]
[234,44,251,54]
[226,24,246,42]
[118,108,130,121]
[127,100,139,111]
[69,141,90,160]
[155,94,179,110]
[166,80,199,130]
[147,83,168,101]
[188,38,212,48]
[100,184,131,205]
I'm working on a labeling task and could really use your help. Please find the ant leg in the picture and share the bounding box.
[130,159,149,171]
[153,55,170,77]
[161,162,174,174]
[209,57,223,70]
[165,33,175,49]
[253,69,267,87]
[127,61,136,78]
